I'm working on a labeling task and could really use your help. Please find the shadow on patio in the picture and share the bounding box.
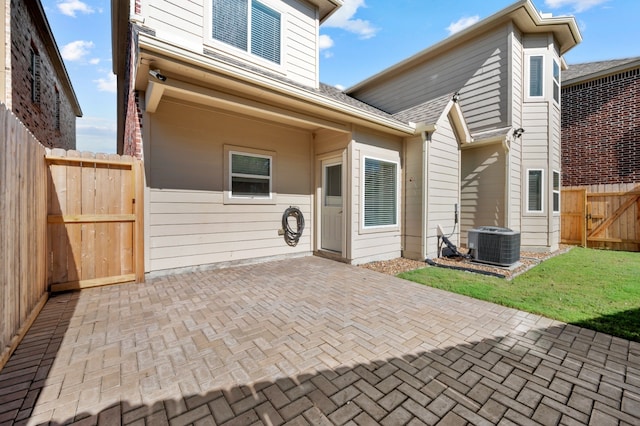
[0,257,639,425]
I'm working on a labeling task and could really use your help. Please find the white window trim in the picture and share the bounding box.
[204,0,286,73]
[526,54,545,100]
[552,59,561,105]
[526,168,544,214]
[224,145,277,205]
[360,155,400,233]
[553,170,560,214]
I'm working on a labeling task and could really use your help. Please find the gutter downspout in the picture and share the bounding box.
[417,124,436,259]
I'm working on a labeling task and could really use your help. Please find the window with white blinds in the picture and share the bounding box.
[529,55,544,97]
[363,157,398,228]
[211,0,281,64]
[527,169,543,213]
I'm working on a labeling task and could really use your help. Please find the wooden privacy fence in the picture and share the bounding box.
[1,104,48,370]
[561,183,640,252]
[47,149,144,292]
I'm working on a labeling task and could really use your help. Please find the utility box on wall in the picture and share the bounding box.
[468,226,520,267]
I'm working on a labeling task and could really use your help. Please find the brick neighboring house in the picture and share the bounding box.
[561,57,640,186]
[0,0,82,149]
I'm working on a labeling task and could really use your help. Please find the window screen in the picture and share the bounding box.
[364,158,397,227]
[231,152,271,198]
[211,0,280,64]
[212,0,248,51]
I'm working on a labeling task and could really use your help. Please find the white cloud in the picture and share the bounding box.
[334,84,345,91]
[319,34,334,50]
[89,58,100,65]
[76,117,117,154]
[446,15,480,35]
[57,0,94,17]
[323,0,378,39]
[94,73,117,93]
[61,40,94,61]
[544,0,610,13]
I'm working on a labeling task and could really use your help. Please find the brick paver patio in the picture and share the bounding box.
[1,256,639,425]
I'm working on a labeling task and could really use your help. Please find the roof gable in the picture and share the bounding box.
[348,0,581,93]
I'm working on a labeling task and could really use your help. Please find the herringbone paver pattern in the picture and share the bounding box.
[1,256,639,425]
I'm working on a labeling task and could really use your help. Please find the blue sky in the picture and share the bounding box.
[42,0,640,153]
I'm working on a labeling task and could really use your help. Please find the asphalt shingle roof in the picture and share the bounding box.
[562,57,640,83]
[392,93,455,124]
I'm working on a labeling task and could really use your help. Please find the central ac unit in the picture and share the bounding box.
[468,226,520,267]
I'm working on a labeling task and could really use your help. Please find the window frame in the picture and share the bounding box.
[206,0,285,69]
[526,168,544,214]
[30,48,41,104]
[553,170,560,214]
[527,54,545,99]
[552,59,560,104]
[224,145,276,205]
[361,156,399,231]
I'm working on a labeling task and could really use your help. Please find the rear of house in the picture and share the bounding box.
[112,0,580,276]
[348,0,580,255]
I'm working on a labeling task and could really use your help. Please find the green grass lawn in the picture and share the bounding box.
[398,247,640,342]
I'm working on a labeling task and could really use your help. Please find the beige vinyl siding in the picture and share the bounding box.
[403,137,424,260]
[351,26,510,132]
[283,0,317,86]
[143,0,318,87]
[425,119,461,258]
[350,128,403,264]
[460,144,506,246]
[521,99,553,250]
[146,99,313,272]
[146,0,204,49]
[507,29,524,231]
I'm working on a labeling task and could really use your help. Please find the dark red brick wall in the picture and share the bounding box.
[10,0,76,149]
[122,25,143,158]
[561,68,640,186]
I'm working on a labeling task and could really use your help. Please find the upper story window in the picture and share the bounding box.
[211,0,281,65]
[552,60,560,104]
[55,87,61,131]
[30,48,41,104]
[529,55,544,98]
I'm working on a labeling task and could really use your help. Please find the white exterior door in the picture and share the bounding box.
[321,160,343,252]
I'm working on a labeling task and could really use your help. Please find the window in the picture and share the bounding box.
[527,169,544,213]
[529,55,544,97]
[30,48,41,104]
[211,0,281,64]
[552,60,560,103]
[55,88,61,131]
[230,151,272,198]
[553,171,560,213]
[363,157,397,228]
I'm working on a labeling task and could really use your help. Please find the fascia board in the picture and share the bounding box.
[137,33,414,135]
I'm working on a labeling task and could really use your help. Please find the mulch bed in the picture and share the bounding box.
[360,245,573,279]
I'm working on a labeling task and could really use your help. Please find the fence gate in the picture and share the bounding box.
[561,184,640,252]
[46,150,144,292]
[561,188,587,246]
